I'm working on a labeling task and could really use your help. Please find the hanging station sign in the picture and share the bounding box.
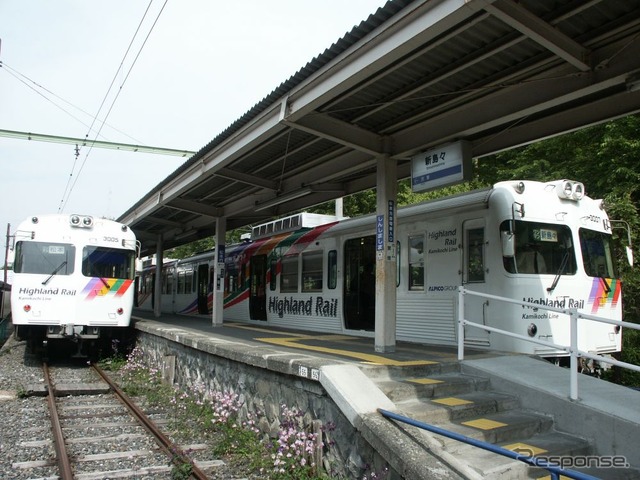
[411,140,472,193]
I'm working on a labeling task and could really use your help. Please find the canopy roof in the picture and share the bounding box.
[118,0,640,255]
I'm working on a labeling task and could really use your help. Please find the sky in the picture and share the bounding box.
[0,0,387,250]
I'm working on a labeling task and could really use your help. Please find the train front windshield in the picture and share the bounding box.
[502,220,617,278]
[82,246,136,280]
[14,241,75,275]
[579,229,617,278]
[502,220,577,275]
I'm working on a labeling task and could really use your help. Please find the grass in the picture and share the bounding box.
[98,345,393,479]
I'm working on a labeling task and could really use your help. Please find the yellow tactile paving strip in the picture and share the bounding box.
[462,418,508,430]
[432,397,473,406]
[223,324,439,366]
[406,378,444,385]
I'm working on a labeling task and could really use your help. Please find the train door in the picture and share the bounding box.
[197,264,210,314]
[250,255,267,320]
[343,235,376,331]
[461,219,490,347]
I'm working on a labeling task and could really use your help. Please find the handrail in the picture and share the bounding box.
[457,286,640,400]
[378,408,600,480]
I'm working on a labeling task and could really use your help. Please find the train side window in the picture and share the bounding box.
[328,250,337,290]
[302,250,323,292]
[165,269,174,294]
[409,234,425,291]
[177,270,185,294]
[269,257,277,291]
[466,227,485,282]
[281,254,298,293]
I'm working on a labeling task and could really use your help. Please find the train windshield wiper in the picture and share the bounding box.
[42,261,68,285]
[547,251,570,293]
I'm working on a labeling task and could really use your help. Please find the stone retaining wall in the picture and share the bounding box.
[136,329,392,479]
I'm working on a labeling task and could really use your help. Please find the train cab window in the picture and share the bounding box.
[579,228,616,278]
[281,254,299,293]
[302,250,323,292]
[14,241,75,275]
[82,246,135,279]
[328,250,337,290]
[408,235,425,290]
[502,220,576,275]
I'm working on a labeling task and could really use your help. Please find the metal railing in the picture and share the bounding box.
[378,408,600,480]
[457,286,640,400]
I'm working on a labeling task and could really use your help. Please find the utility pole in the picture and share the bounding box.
[1,223,9,319]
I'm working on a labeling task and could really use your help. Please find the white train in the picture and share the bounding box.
[137,180,627,362]
[11,214,138,356]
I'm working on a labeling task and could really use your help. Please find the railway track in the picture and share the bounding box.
[12,361,220,479]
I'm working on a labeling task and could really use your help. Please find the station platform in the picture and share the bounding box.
[131,309,496,367]
[131,309,640,479]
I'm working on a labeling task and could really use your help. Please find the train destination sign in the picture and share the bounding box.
[411,140,472,193]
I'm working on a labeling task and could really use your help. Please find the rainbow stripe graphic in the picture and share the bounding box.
[82,278,133,300]
[588,277,621,314]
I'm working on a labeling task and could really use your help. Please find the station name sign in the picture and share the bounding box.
[411,140,472,193]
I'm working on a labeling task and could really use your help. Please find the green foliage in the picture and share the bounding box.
[169,459,193,480]
[167,238,215,259]
[113,346,388,479]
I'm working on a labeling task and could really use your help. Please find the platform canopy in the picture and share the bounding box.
[118,0,640,255]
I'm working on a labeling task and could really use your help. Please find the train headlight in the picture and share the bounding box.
[555,180,585,201]
[572,182,585,200]
[527,323,538,337]
[69,215,94,228]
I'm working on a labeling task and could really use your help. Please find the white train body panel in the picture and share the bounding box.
[137,181,622,358]
[11,214,137,341]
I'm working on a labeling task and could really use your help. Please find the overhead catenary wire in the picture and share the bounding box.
[0,62,143,145]
[59,0,170,213]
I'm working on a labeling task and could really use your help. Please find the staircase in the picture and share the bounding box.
[361,360,639,479]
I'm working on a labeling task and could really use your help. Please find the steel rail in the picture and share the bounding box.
[43,363,74,480]
[91,363,209,480]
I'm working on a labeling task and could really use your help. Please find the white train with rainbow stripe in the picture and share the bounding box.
[11,214,138,356]
[137,179,631,367]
